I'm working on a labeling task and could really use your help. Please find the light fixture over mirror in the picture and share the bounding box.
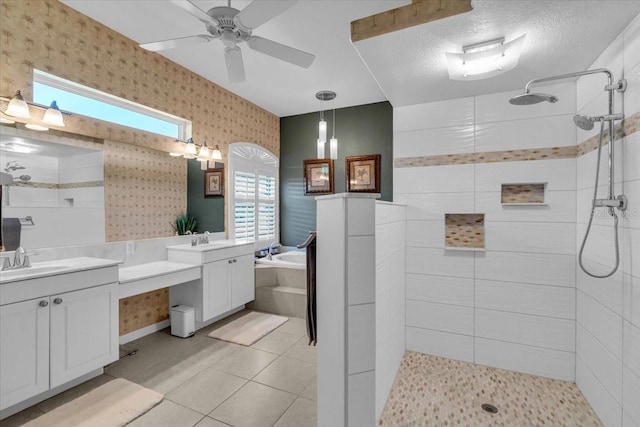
[170,138,224,162]
[1,90,69,130]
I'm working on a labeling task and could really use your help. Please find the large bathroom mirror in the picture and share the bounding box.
[1,126,105,249]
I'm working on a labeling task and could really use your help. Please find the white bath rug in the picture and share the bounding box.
[208,310,289,346]
[24,378,163,427]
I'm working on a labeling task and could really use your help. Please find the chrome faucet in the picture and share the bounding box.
[267,242,280,260]
[1,247,32,271]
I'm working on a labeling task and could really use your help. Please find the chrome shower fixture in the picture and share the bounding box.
[4,160,26,172]
[508,92,558,105]
[509,68,627,279]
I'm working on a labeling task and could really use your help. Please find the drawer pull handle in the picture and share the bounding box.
[233,259,237,263]
[39,300,49,307]
[228,259,233,264]
[53,298,63,305]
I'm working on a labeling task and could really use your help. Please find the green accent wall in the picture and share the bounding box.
[280,101,393,247]
[187,160,225,233]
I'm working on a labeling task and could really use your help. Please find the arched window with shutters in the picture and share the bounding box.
[228,143,278,248]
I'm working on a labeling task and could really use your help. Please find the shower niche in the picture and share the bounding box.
[501,182,547,205]
[444,213,485,251]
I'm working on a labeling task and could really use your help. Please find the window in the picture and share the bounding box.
[229,143,278,247]
[32,69,190,139]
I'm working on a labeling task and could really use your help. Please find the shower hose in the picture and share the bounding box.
[578,119,620,279]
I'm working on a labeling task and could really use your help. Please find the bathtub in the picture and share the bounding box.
[255,251,306,270]
[250,250,307,317]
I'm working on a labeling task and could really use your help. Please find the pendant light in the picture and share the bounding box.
[315,91,336,159]
[330,109,338,160]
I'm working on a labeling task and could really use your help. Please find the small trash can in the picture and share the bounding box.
[170,305,195,338]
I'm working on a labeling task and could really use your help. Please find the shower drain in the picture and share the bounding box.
[481,403,499,414]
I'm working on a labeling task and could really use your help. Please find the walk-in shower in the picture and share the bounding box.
[509,68,628,278]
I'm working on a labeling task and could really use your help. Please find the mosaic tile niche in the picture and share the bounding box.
[445,213,485,250]
[501,183,546,204]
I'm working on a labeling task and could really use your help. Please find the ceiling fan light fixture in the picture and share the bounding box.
[445,34,526,81]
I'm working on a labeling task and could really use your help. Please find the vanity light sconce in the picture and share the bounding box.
[1,90,71,131]
[171,138,223,161]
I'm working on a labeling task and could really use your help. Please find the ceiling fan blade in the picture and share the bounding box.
[225,46,246,83]
[140,35,216,52]
[247,36,315,68]
[234,0,296,31]
[169,0,219,26]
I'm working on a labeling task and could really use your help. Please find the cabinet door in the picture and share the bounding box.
[202,259,230,321]
[49,283,118,388]
[0,298,49,411]
[231,254,255,308]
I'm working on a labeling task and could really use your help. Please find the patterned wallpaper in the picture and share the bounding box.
[0,0,280,241]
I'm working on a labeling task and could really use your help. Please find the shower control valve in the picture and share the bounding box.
[594,195,627,211]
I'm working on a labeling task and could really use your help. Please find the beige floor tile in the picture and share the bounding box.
[127,400,204,427]
[166,368,247,415]
[133,329,211,359]
[36,374,114,412]
[173,337,243,366]
[282,338,316,365]
[300,376,317,402]
[194,417,231,427]
[211,347,278,379]
[276,317,307,336]
[273,397,317,427]
[130,357,209,394]
[0,405,45,426]
[253,356,316,395]
[251,331,301,355]
[209,382,296,427]
[105,346,170,380]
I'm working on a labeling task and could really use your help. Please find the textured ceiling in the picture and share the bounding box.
[61,0,640,116]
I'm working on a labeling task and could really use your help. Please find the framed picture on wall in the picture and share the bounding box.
[204,168,224,197]
[346,154,381,193]
[303,159,334,195]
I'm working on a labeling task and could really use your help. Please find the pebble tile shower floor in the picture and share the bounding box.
[379,351,602,427]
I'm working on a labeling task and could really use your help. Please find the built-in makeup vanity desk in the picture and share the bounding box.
[0,257,120,416]
[167,240,255,327]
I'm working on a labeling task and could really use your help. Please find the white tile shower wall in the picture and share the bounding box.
[575,13,640,427]
[374,202,406,423]
[394,81,578,380]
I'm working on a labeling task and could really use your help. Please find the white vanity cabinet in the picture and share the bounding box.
[0,298,49,410]
[0,258,120,413]
[168,242,255,323]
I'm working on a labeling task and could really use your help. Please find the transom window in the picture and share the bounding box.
[228,143,278,247]
[32,69,190,139]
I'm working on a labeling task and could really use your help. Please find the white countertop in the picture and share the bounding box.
[166,239,254,252]
[119,261,200,284]
[0,257,121,284]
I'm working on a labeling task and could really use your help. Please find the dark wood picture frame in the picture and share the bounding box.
[204,168,224,197]
[346,154,381,193]
[303,159,334,195]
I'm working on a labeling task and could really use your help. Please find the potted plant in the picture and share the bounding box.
[172,213,197,235]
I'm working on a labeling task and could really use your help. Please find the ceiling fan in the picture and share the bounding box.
[140,0,315,83]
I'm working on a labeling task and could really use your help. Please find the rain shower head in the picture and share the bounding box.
[508,92,559,105]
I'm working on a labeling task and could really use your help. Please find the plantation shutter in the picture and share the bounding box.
[234,171,256,240]
[258,174,276,240]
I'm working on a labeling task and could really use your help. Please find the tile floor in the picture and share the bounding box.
[1,313,317,427]
[379,351,603,427]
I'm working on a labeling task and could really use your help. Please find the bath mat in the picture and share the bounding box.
[208,311,289,346]
[24,378,163,427]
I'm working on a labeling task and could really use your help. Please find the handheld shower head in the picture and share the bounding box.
[509,92,559,105]
[573,114,597,130]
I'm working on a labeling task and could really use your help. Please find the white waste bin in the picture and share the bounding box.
[170,305,195,338]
